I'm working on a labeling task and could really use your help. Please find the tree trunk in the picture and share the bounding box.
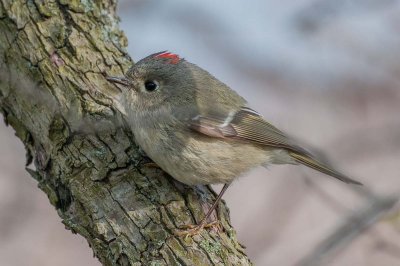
[0,1,251,265]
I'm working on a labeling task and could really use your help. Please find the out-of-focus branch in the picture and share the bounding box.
[0,1,250,265]
[297,195,398,266]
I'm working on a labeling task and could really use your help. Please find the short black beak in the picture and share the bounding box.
[106,76,132,87]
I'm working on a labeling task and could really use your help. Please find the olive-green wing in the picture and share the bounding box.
[189,107,362,185]
[190,107,296,148]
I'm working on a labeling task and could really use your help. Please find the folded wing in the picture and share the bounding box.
[189,107,362,185]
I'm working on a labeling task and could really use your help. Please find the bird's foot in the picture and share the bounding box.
[175,220,222,239]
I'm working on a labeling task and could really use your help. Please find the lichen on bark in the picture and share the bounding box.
[0,0,251,265]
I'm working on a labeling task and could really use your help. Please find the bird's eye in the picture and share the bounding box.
[144,80,159,92]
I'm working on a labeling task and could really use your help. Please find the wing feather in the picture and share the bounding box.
[190,107,302,151]
[189,107,362,185]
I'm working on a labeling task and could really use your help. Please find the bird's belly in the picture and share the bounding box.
[135,128,269,185]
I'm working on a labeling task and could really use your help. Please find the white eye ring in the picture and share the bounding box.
[144,80,159,92]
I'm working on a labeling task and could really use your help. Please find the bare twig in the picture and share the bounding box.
[297,195,398,266]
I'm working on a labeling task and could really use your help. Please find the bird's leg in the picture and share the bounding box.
[142,162,160,168]
[138,156,161,169]
[176,183,230,238]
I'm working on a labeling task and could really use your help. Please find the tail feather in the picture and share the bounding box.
[289,151,362,185]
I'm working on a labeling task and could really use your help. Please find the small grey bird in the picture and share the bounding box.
[107,51,362,236]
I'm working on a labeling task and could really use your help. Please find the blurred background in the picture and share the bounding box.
[1,0,400,265]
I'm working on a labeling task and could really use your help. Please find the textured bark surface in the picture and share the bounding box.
[0,1,251,265]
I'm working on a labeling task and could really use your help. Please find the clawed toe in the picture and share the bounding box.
[175,220,222,239]
[174,184,230,239]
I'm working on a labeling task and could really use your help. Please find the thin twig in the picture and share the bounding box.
[297,195,398,266]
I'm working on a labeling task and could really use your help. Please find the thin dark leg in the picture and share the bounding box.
[198,183,230,226]
[176,183,231,237]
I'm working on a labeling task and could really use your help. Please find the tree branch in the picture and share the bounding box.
[297,195,398,266]
[0,1,251,265]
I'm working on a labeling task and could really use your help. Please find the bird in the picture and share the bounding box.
[106,51,362,237]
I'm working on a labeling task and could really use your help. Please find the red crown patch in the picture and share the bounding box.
[154,52,180,64]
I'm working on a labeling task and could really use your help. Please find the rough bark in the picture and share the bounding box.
[0,1,251,265]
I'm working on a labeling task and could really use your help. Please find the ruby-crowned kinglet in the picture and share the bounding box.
[107,51,362,236]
